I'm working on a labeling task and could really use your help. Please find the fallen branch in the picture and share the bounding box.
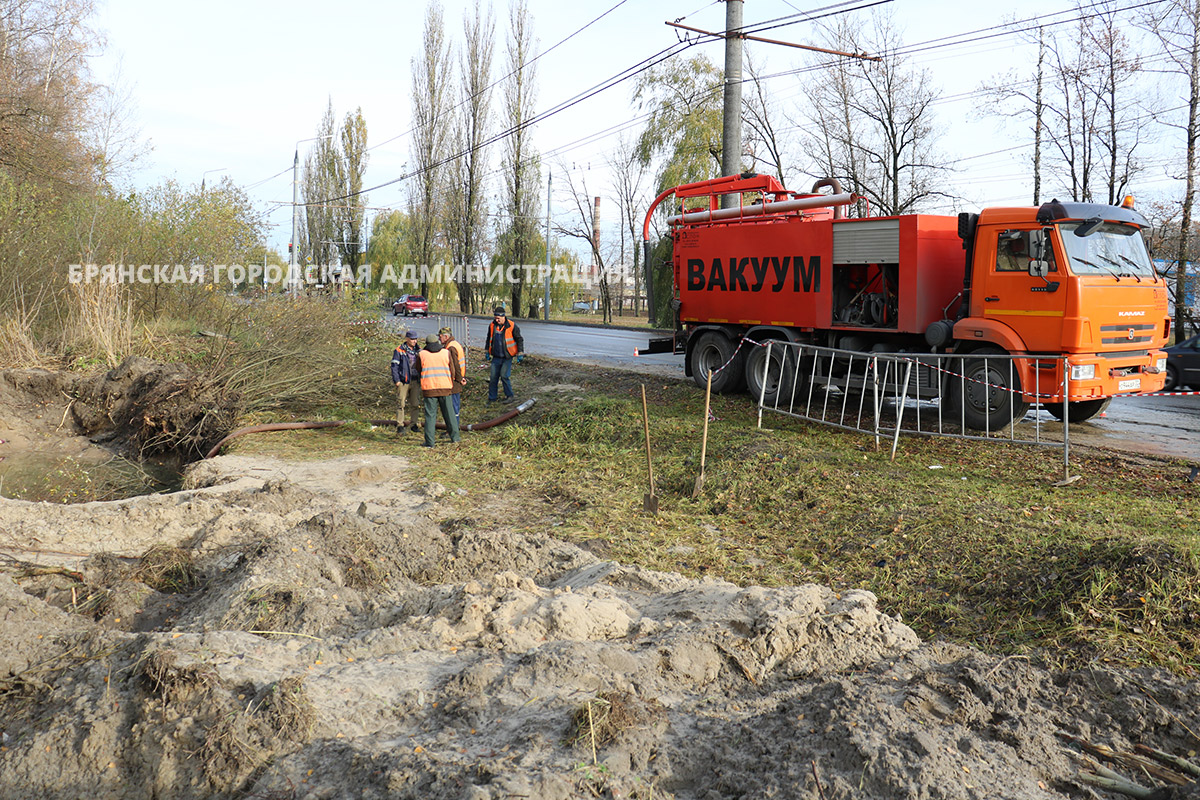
[1135,745,1200,780]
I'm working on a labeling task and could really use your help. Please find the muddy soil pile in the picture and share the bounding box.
[0,358,237,463]
[0,454,1198,799]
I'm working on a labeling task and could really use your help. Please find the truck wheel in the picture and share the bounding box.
[745,340,804,408]
[1043,397,1111,423]
[690,331,746,394]
[956,347,1029,431]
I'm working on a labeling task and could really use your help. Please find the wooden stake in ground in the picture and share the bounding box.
[693,369,713,498]
[640,385,658,514]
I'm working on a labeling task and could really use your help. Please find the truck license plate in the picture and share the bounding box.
[1118,378,1141,392]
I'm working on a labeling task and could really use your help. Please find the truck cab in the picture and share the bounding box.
[956,200,1169,422]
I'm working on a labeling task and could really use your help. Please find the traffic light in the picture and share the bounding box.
[288,243,293,254]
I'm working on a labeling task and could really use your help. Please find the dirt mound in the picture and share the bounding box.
[0,455,1197,799]
[0,357,237,464]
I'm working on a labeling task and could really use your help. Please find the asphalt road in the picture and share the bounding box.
[515,318,686,379]
[384,313,1199,462]
[1058,393,1200,462]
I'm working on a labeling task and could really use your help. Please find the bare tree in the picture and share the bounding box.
[1088,7,1147,205]
[557,166,612,324]
[0,0,96,189]
[743,49,789,182]
[608,135,649,317]
[983,4,1148,206]
[1145,0,1200,339]
[800,12,948,216]
[447,0,494,313]
[409,1,453,298]
[496,0,540,316]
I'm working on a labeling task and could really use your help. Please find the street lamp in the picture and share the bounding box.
[200,168,227,193]
[290,135,334,297]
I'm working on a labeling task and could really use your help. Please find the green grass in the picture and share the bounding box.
[218,354,1200,675]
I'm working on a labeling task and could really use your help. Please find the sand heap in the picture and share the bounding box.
[0,454,1197,800]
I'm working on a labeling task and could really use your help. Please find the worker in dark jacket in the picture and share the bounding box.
[390,330,423,431]
[417,333,462,447]
[483,306,524,403]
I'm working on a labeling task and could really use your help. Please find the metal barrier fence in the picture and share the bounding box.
[753,340,1075,481]
[429,314,473,358]
[386,313,474,359]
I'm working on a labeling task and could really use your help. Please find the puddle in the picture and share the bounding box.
[0,449,183,503]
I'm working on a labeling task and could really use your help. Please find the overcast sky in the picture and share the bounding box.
[92,0,1183,256]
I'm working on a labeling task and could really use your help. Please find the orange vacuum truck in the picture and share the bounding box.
[641,172,1171,430]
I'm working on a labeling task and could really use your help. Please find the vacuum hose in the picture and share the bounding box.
[204,398,537,459]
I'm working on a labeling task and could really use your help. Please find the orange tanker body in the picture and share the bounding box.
[642,173,1170,429]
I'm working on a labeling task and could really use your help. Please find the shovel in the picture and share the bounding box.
[692,369,713,498]
[640,384,658,514]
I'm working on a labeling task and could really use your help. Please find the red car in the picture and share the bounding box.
[392,294,428,317]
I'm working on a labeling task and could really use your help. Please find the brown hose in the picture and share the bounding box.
[203,398,537,459]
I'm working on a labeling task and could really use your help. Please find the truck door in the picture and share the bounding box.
[977,228,1065,353]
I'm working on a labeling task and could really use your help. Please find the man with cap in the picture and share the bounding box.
[417,333,462,447]
[483,306,524,403]
[438,326,467,421]
[390,330,423,432]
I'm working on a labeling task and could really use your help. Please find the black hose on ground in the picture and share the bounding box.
[203,398,537,459]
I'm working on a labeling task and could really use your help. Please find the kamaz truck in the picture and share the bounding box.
[641,173,1170,430]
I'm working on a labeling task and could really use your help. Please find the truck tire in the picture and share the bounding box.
[745,340,804,408]
[956,347,1030,431]
[690,331,746,394]
[1043,397,1111,423]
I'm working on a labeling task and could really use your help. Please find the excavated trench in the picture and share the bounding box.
[0,357,236,502]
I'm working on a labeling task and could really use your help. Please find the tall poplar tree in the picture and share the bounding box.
[496,0,540,316]
[447,0,494,313]
[409,1,452,298]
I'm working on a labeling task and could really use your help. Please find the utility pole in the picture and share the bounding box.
[720,0,744,209]
[544,170,552,321]
[290,149,300,298]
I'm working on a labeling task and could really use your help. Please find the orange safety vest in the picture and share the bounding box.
[487,321,518,357]
[446,339,466,379]
[418,348,453,392]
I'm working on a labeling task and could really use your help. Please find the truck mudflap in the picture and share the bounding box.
[637,335,685,356]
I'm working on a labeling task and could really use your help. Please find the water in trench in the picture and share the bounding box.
[0,448,183,503]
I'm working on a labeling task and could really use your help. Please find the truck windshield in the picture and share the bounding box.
[1058,222,1156,278]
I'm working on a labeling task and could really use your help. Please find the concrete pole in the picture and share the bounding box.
[543,170,552,321]
[290,148,300,298]
[720,0,744,209]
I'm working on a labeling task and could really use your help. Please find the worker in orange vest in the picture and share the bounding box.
[438,326,467,421]
[484,306,524,403]
[417,333,463,447]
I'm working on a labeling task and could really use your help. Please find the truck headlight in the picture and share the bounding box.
[1156,358,1167,372]
[1070,364,1096,381]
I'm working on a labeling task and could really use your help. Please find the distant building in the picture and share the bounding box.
[1154,259,1198,318]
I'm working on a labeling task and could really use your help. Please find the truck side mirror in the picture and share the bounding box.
[1028,229,1048,276]
[1027,228,1058,290]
